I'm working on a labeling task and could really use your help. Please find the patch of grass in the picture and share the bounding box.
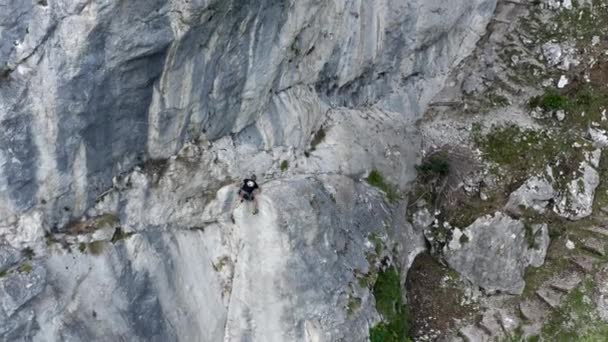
[369,266,412,342]
[529,90,568,111]
[530,84,608,129]
[524,223,539,249]
[280,160,289,172]
[593,150,608,212]
[78,243,86,253]
[87,241,105,255]
[212,256,231,272]
[369,233,384,255]
[475,125,585,183]
[93,213,120,230]
[486,92,510,108]
[541,279,608,340]
[347,296,362,316]
[0,269,7,278]
[366,170,400,203]
[45,231,59,246]
[18,263,32,274]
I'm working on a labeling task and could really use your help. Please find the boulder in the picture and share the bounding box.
[444,212,549,294]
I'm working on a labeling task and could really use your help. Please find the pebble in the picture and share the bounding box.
[557,75,569,88]
[566,239,575,250]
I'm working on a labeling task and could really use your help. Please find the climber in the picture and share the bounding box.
[237,175,261,215]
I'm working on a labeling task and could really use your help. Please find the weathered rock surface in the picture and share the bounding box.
[554,149,601,221]
[0,0,498,340]
[506,176,556,215]
[444,212,549,294]
[0,0,496,229]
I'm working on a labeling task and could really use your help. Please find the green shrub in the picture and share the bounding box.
[369,266,412,342]
[366,170,400,203]
[417,153,450,179]
[88,241,105,255]
[18,263,32,273]
[280,160,289,172]
[529,91,568,111]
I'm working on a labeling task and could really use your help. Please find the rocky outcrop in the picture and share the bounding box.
[0,169,425,341]
[0,0,496,230]
[554,149,602,221]
[0,0,497,340]
[444,212,549,295]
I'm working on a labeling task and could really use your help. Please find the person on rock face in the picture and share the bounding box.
[237,174,260,215]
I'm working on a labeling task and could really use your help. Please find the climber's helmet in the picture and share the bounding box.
[247,180,255,188]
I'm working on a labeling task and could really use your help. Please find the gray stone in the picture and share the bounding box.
[506,176,556,215]
[536,287,564,308]
[0,245,20,271]
[588,127,608,148]
[0,0,498,231]
[554,150,601,221]
[444,212,550,294]
[582,238,606,256]
[571,255,597,272]
[542,42,563,66]
[584,226,608,238]
[594,265,608,321]
[0,262,45,320]
[549,273,583,292]
[459,325,491,342]
[519,299,550,321]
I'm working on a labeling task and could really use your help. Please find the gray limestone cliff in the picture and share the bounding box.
[0,0,496,340]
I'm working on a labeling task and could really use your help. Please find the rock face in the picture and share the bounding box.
[0,0,496,340]
[444,212,549,295]
[0,0,496,228]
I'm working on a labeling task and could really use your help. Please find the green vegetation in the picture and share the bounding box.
[87,241,105,255]
[416,152,450,180]
[593,150,608,212]
[369,266,412,342]
[45,231,59,246]
[78,243,86,253]
[110,227,134,243]
[485,92,510,108]
[530,85,608,128]
[369,233,384,255]
[0,269,7,278]
[347,296,362,316]
[366,170,400,203]
[475,125,585,182]
[529,90,568,111]
[280,160,289,172]
[93,213,120,230]
[212,256,231,272]
[520,0,608,45]
[18,263,32,274]
[541,279,608,340]
[356,269,376,289]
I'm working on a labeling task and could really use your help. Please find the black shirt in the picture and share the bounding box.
[241,179,259,194]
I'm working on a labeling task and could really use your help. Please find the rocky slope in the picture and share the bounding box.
[410,0,608,340]
[0,0,498,341]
